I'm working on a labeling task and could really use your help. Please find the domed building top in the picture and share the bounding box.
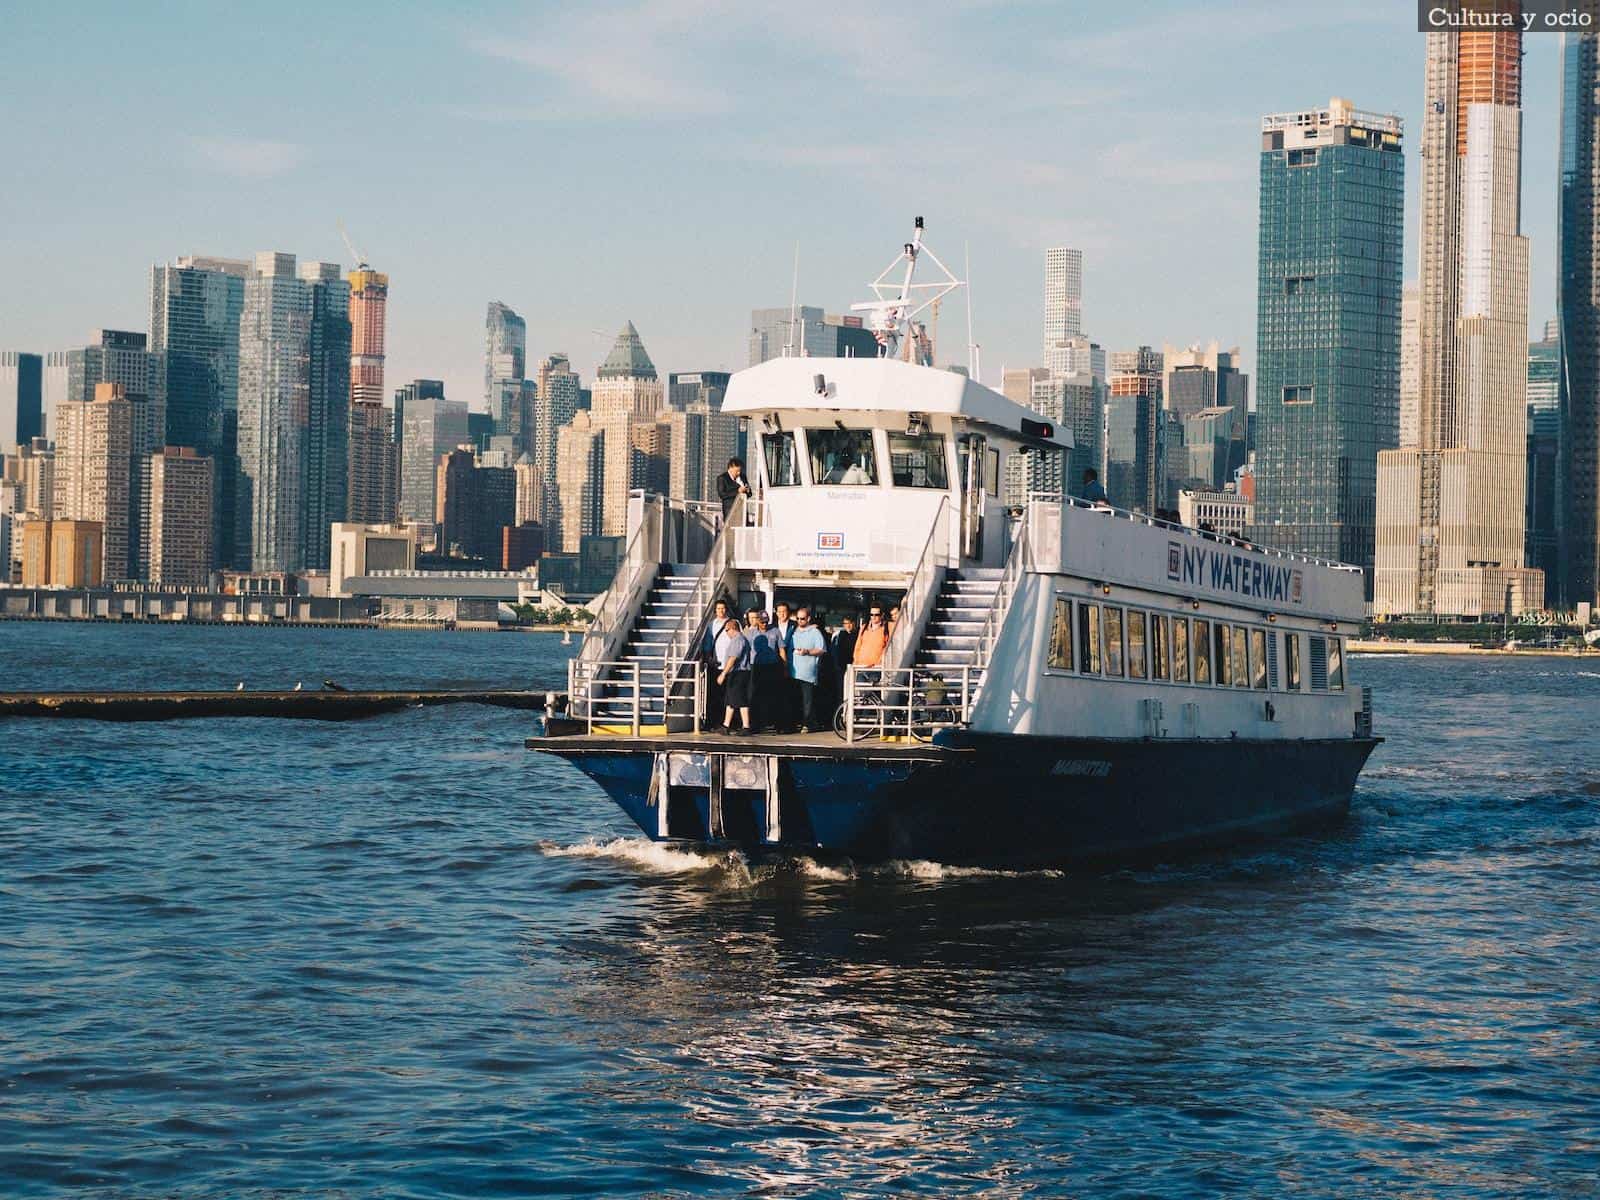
[597,320,657,381]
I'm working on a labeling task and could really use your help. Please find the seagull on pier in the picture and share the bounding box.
[293,681,304,691]
[235,682,244,691]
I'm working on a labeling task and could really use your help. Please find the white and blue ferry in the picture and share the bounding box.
[529,222,1378,867]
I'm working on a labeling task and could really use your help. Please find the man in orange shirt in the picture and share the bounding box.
[852,607,889,669]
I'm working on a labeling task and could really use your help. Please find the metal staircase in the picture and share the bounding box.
[580,567,702,725]
[914,570,1004,673]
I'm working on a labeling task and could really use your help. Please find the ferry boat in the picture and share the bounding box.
[528,220,1379,867]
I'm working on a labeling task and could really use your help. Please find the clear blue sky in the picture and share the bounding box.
[0,1,1562,406]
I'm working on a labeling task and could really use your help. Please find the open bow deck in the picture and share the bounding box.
[529,220,1379,867]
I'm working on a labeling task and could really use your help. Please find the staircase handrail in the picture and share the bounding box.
[974,501,1032,673]
[658,493,748,724]
[574,495,663,671]
[883,494,952,673]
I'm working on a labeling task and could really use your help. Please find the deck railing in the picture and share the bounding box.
[841,665,980,742]
[566,657,705,735]
[882,494,952,673]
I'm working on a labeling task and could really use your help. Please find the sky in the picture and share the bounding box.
[0,1,1565,408]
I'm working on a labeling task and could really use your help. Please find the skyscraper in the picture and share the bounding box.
[64,330,164,407]
[532,354,581,527]
[398,394,468,530]
[592,321,664,535]
[1043,247,1084,359]
[485,301,527,410]
[348,267,388,407]
[53,383,163,581]
[1375,35,1541,617]
[1105,373,1163,515]
[149,256,247,566]
[554,410,605,552]
[393,378,444,481]
[1528,326,1561,586]
[1399,284,1421,447]
[236,252,350,573]
[0,352,43,453]
[1251,98,1404,588]
[347,399,398,524]
[147,446,214,586]
[1559,33,1600,608]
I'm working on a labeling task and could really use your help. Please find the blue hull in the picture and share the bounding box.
[536,732,1380,869]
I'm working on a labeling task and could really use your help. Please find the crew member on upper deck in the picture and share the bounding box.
[717,457,751,519]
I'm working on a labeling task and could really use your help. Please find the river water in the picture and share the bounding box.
[1,623,1596,1197]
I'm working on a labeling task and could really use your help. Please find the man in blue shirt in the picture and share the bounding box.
[701,598,731,723]
[773,600,798,729]
[1080,468,1109,506]
[745,609,783,731]
[788,607,828,732]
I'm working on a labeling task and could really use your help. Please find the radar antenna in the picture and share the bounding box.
[849,216,963,366]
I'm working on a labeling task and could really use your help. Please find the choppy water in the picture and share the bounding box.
[2,623,1598,1197]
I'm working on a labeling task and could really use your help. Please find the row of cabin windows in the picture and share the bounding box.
[761,429,999,495]
[1044,598,1344,692]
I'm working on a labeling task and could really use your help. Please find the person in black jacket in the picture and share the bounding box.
[716,457,752,519]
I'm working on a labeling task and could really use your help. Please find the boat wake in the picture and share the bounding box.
[537,837,1066,885]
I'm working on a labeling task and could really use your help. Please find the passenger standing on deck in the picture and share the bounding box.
[853,608,889,669]
[788,608,828,733]
[745,610,783,731]
[1079,467,1109,507]
[831,614,859,673]
[715,617,753,734]
[773,601,797,729]
[717,457,752,520]
[701,598,730,721]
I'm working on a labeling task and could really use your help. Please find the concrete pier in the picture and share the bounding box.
[0,689,550,722]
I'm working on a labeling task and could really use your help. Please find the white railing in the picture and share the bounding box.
[566,657,705,735]
[841,665,981,742]
[882,494,951,672]
[974,501,1034,671]
[573,498,663,671]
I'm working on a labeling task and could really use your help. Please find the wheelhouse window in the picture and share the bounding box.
[1193,619,1212,684]
[1127,611,1148,679]
[1047,598,1073,670]
[1172,617,1191,683]
[1104,607,1125,677]
[762,432,800,487]
[1151,614,1169,681]
[1078,603,1101,674]
[887,432,949,489]
[1250,628,1268,690]
[808,428,878,485]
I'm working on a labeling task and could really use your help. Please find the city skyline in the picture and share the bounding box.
[0,4,1565,406]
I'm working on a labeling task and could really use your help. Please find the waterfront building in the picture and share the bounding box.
[553,410,605,553]
[147,446,214,586]
[1375,36,1541,617]
[236,253,351,574]
[6,437,54,518]
[591,322,664,536]
[1251,97,1404,592]
[392,378,444,472]
[20,518,103,588]
[1560,33,1600,608]
[53,383,165,581]
[0,352,44,453]
[397,394,468,533]
[485,301,527,410]
[149,256,247,567]
[348,267,388,407]
[501,522,545,571]
[347,399,398,524]
[329,521,417,596]
[1105,373,1164,515]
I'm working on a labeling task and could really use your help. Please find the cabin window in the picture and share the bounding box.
[986,449,1001,497]
[762,432,800,487]
[1104,607,1125,677]
[1151,614,1169,680]
[807,428,878,485]
[1193,619,1212,684]
[1172,617,1191,683]
[1047,598,1073,670]
[887,432,949,488]
[1126,611,1148,679]
[1232,625,1250,689]
[1250,628,1268,690]
[1327,637,1344,690]
[1308,636,1329,689]
[1078,603,1101,674]
[1213,623,1231,686]
[1285,632,1302,690]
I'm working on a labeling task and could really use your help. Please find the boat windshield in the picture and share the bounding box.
[762,432,800,486]
[808,429,878,485]
[887,432,948,488]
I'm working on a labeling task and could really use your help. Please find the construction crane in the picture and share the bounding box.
[337,221,370,270]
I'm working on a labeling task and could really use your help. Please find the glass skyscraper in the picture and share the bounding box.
[1252,98,1404,594]
[149,256,247,565]
[1559,33,1600,608]
[485,301,527,410]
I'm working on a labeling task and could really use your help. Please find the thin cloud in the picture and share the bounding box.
[185,136,303,178]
